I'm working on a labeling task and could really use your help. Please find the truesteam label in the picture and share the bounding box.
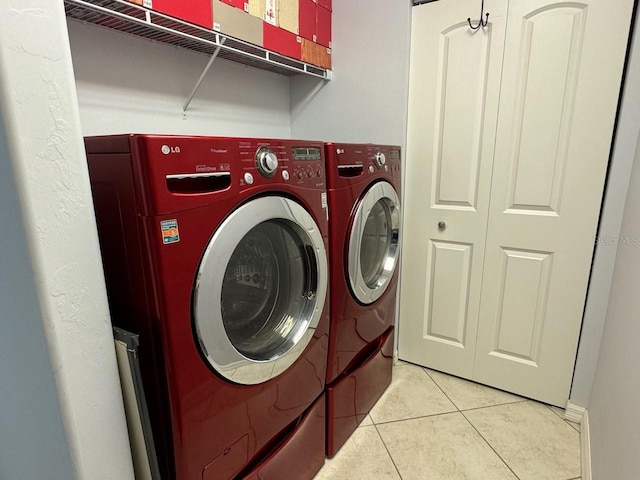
[161,219,180,244]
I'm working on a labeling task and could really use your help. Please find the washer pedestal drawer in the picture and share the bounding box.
[239,393,326,480]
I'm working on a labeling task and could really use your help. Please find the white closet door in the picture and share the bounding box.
[399,0,508,377]
[473,0,634,405]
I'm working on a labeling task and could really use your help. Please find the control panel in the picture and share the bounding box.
[101,135,328,215]
[238,140,325,190]
[333,144,401,179]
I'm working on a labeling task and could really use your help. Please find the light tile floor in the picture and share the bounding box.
[316,362,581,480]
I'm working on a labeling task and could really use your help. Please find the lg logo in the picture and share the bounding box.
[161,145,181,155]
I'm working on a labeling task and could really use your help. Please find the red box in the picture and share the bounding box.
[316,6,331,47]
[148,0,213,29]
[264,23,302,60]
[317,0,331,10]
[298,0,316,41]
[219,0,248,11]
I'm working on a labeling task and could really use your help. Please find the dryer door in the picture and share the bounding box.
[348,181,401,305]
[193,196,328,385]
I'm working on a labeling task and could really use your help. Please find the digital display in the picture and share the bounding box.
[292,147,321,161]
[388,149,400,160]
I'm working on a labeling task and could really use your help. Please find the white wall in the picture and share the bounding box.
[587,123,640,480]
[290,0,411,146]
[0,115,75,480]
[67,20,292,138]
[0,2,134,478]
[570,10,640,408]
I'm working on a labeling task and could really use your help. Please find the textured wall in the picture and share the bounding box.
[0,2,134,478]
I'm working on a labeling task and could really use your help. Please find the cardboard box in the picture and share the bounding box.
[298,0,316,41]
[317,0,331,10]
[278,0,299,34]
[316,5,331,47]
[214,0,264,46]
[146,0,213,29]
[124,0,143,5]
[301,38,331,69]
[248,0,277,25]
[219,0,248,11]
[264,23,302,60]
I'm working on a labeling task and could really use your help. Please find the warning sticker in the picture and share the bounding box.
[321,192,328,209]
[161,219,180,245]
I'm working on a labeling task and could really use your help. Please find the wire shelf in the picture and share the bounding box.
[64,0,331,79]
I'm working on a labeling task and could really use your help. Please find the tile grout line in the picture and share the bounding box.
[422,367,529,413]
[459,409,522,480]
[546,404,582,433]
[420,367,460,412]
[374,373,522,480]
[371,409,460,427]
[372,422,405,480]
[421,366,521,478]
[457,398,529,414]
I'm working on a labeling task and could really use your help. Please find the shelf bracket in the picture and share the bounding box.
[183,38,225,114]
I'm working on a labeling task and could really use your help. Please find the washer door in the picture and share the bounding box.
[348,181,401,305]
[193,196,328,385]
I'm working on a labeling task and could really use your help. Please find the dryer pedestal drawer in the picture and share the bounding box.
[326,327,394,457]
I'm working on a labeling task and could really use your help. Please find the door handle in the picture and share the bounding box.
[438,221,447,230]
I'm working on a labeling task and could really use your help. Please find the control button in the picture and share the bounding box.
[255,146,278,177]
[316,168,322,177]
[385,164,389,171]
[282,170,290,181]
[244,172,254,185]
[297,171,304,180]
[307,168,314,178]
[374,151,387,168]
[369,165,375,173]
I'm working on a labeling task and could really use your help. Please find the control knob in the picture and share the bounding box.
[374,151,386,169]
[255,146,278,177]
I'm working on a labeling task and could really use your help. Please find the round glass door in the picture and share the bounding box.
[348,181,400,305]
[193,196,327,385]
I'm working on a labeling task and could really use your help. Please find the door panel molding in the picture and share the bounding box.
[433,22,492,210]
[491,247,553,365]
[425,240,474,346]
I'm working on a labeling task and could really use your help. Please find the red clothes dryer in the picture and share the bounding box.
[324,143,402,457]
[85,135,330,480]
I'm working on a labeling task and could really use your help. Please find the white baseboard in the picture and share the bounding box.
[581,409,592,480]
[564,402,590,479]
[393,349,399,364]
[564,402,585,424]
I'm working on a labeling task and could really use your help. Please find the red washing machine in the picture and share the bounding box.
[85,134,330,480]
[324,143,402,457]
